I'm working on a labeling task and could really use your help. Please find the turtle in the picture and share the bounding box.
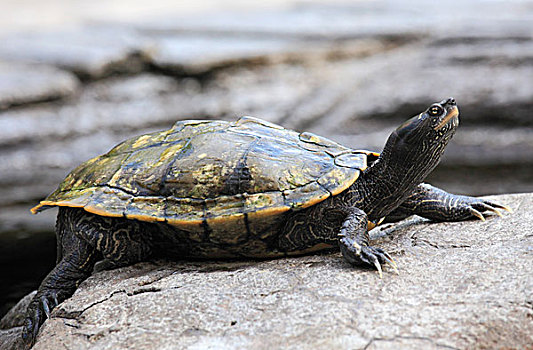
[22,97,510,346]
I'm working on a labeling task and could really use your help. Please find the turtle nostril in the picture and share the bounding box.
[447,97,456,105]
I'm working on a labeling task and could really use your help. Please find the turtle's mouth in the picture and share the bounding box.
[434,106,459,130]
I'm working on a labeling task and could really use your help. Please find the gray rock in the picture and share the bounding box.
[0,27,151,79]
[0,327,23,350]
[151,35,301,75]
[307,41,533,134]
[1,193,530,350]
[0,292,34,350]
[149,35,400,75]
[136,0,532,39]
[0,62,79,109]
[0,291,35,329]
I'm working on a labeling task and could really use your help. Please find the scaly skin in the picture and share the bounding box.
[385,183,512,223]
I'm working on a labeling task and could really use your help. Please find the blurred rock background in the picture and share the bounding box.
[0,0,532,318]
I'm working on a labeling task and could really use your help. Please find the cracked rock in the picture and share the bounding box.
[1,193,531,350]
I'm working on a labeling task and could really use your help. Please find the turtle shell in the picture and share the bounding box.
[31,117,378,228]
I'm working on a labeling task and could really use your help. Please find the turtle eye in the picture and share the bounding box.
[428,105,444,116]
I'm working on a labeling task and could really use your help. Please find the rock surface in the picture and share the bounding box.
[0,62,79,109]
[0,27,150,79]
[1,0,532,326]
[0,193,531,350]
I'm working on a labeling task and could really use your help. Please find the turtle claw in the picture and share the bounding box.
[340,238,398,277]
[22,307,41,348]
[22,291,61,347]
[373,258,383,279]
[378,250,399,274]
[468,198,513,221]
[41,296,51,319]
[383,255,399,275]
[501,205,513,213]
[381,250,397,267]
[469,208,486,221]
[491,207,503,217]
[483,201,512,214]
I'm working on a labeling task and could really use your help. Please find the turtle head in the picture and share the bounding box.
[393,97,458,145]
[359,98,459,222]
[379,97,459,179]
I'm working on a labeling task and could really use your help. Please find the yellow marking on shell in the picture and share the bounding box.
[155,143,187,166]
[296,190,330,209]
[306,134,322,144]
[73,178,86,188]
[192,163,218,181]
[30,200,80,214]
[206,213,244,226]
[124,213,167,222]
[247,205,291,219]
[334,152,368,171]
[166,218,204,226]
[84,205,124,218]
[108,166,127,185]
[132,135,153,148]
[285,168,310,188]
[329,171,360,197]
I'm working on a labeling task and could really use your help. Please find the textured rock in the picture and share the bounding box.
[0,291,35,329]
[0,328,22,350]
[0,62,79,109]
[1,193,530,350]
[136,0,532,39]
[0,27,150,79]
[0,292,34,350]
[149,35,400,75]
[312,42,533,134]
[151,35,299,75]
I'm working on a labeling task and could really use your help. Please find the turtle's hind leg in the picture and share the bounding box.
[23,207,156,346]
[22,208,99,347]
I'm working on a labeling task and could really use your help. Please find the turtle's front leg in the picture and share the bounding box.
[338,207,397,277]
[386,183,512,223]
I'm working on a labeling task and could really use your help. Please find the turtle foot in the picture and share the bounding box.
[339,238,398,278]
[22,290,61,348]
[457,197,512,222]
